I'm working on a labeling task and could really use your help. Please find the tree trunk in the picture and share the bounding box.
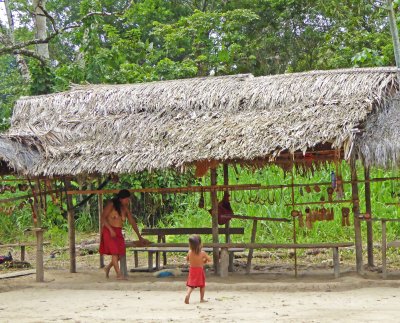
[33,0,50,60]
[4,0,31,82]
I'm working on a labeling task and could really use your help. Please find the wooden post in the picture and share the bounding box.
[364,167,374,267]
[382,220,387,279]
[350,158,363,274]
[21,246,25,262]
[210,168,220,275]
[220,248,229,277]
[246,220,258,274]
[223,163,234,271]
[98,186,104,268]
[64,179,76,273]
[333,247,340,278]
[35,228,45,282]
[33,181,44,282]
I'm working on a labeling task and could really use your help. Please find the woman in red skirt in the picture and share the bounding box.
[100,189,148,280]
[185,235,211,304]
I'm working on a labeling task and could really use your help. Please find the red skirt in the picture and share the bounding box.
[99,226,126,256]
[186,267,206,288]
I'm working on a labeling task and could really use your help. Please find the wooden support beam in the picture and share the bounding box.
[210,168,220,275]
[98,185,104,269]
[220,248,229,278]
[382,220,387,279]
[223,163,234,272]
[32,181,44,282]
[333,247,340,279]
[246,220,257,274]
[364,167,374,267]
[350,158,363,274]
[64,179,76,273]
[35,228,44,282]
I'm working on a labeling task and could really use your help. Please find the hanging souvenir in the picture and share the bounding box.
[198,190,205,209]
[298,211,304,227]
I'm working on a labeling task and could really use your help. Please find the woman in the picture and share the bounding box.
[99,189,148,279]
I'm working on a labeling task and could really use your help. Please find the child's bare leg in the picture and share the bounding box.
[104,261,112,278]
[185,287,194,304]
[111,255,122,278]
[200,287,207,302]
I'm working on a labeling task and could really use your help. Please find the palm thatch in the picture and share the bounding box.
[1,67,399,176]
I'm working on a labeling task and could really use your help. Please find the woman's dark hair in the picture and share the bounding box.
[112,189,131,216]
[188,235,202,254]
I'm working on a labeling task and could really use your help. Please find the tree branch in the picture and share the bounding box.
[0,0,135,59]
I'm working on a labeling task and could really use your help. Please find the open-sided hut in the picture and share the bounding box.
[0,67,399,279]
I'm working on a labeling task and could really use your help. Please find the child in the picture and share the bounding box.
[185,235,211,304]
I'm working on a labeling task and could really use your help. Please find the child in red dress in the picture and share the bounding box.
[185,235,211,304]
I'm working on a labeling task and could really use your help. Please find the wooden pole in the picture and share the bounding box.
[246,220,257,274]
[210,168,220,275]
[382,220,387,279]
[291,168,297,278]
[364,167,374,267]
[98,181,104,268]
[64,179,76,273]
[33,181,44,282]
[350,158,363,274]
[223,163,234,271]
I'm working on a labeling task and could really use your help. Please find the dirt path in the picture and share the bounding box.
[1,269,400,322]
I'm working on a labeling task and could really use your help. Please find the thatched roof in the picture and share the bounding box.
[1,67,399,176]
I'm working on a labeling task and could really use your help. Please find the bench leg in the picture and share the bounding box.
[120,255,128,278]
[134,251,139,268]
[382,220,387,279]
[148,251,154,272]
[162,236,167,266]
[228,253,234,272]
[246,220,258,274]
[20,246,25,262]
[220,248,229,278]
[333,247,340,278]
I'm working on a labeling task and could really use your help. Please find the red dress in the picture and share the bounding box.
[99,226,126,255]
[186,267,206,288]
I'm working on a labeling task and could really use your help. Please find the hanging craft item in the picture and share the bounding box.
[291,210,300,218]
[341,207,350,226]
[198,189,205,209]
[305,185,312,194]
[327,187,334,202]
[336,176,344,199]
[305,207,312,229]
[299,187,304,196]
[233,190,243,203]
[249,190,259,203]
[28,198,37,224]
[267,189,275,205]
[18,183,29,191]
[298,211,304,227]
[314,185,321,193]
[331,171,336,189]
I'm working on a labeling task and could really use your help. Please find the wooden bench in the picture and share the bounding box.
[132,242,353,278]
[125,227,245,273]
[0,242,50,262]
[367,218,400,279]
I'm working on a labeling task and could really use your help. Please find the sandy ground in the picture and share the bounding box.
[2,268,400,323]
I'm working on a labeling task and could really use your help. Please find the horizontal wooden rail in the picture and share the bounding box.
[66,184,260,195]
[285,200,353,206]
[126,242,354,249]
[141,227,244,235]
[227,214,290,222]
